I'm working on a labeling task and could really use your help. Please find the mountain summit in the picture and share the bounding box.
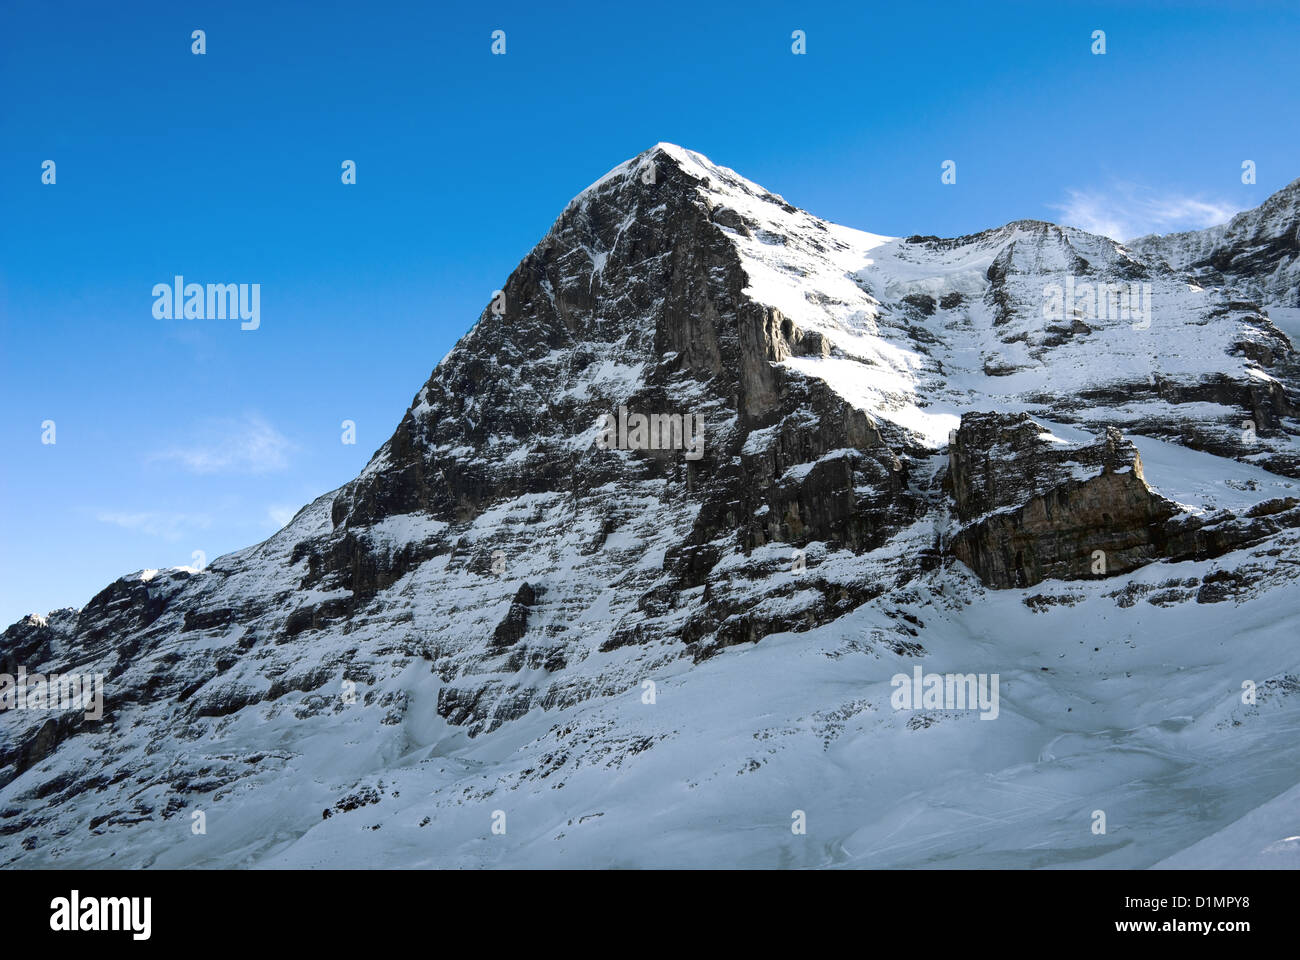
[4,145,1300,868]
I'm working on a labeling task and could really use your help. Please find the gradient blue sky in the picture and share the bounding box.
[2,0,1298,627]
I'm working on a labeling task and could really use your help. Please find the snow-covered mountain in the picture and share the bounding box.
[1129,177,1300,317]
[4,144,1299,868]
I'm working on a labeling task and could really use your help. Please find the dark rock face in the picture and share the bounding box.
[491,583,541,649]
[946,412,1300,588]
[947,413,1182,586]
[948,413,1147,523]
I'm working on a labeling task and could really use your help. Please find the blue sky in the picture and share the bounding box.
[2,0,1298,627]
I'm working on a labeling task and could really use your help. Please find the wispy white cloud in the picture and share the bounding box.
[267,505,296,529]
[97,511,212,541]
[1051,183,1240,241]
[152,413,294,475]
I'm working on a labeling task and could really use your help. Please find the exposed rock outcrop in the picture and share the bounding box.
[947,413,1182,586]
[947,412,1300,587]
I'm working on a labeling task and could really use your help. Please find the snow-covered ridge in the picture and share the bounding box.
[1128,177,1300,308]
[1128,176,1300,267]
[619,148,1296,460]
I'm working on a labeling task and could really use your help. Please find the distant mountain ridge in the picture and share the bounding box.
[1128,176,1300,308]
